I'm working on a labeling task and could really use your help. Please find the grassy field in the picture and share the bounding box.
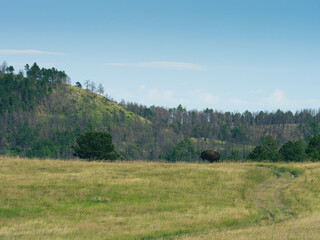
[0,157,320,239]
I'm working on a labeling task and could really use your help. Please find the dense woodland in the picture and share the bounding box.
[1,62,320,161]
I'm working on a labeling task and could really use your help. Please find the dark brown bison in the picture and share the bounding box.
[201,150,220,163]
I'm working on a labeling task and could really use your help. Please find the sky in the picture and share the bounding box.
[1,0,319,112]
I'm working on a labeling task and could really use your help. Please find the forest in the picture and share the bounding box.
[0,61,320,161]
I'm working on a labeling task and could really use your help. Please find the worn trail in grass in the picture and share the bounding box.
[253,165,296,222]
[177,163,320,240]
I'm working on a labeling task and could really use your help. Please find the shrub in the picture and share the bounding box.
[248,136,279,161]
[72,131,120,161]
[279,139,307,162]
[306,135,320,161]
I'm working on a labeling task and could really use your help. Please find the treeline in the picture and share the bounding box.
[248,135,320,162]
[0,62,69,114]
[1,62,320,161]
[121,101,320,142]
[122,102,320,127]
[120,101,320,155]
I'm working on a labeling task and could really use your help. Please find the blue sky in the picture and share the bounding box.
[1,0,319,112]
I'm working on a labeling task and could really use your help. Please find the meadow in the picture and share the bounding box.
[0,157,320,239]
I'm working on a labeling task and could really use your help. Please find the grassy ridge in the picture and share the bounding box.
[0,157,319,239]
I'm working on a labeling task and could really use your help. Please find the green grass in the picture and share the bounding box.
[40,85,145,128]
[66,85,139,122]
[0,157,320,239]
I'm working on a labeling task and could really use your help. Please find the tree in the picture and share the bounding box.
[75,82,82,88]
[248,145,266,161]
[27,62,41,79]
[66,76,72,84]
[160,137,198,162]
[306,135,320,161]
[279,139,307,162]
[227,150,240,161]
[1,61,8,73]
[72,131,120,161]
[6,66,14,74]
[90,81,96,93]
[24,64,30,75]
[248,136,279,161]
[97,83,104,95]
[84,80,90,90]
[231,125,248,142]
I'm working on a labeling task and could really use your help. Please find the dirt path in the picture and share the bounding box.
[253,166,296,222]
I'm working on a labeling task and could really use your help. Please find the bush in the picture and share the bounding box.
[72,131,120,161]
[279,139,307,162]
[248,136,279,161]
[306,135,320,161]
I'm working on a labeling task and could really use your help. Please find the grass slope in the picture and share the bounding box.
[46,85,139,123]
[0,157,320,239]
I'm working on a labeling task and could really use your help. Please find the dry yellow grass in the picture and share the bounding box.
[0,157,319,239]
[177,211,320,240]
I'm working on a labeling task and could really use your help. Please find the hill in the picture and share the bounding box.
[0,63,147,159]
[1,157,320,239]
[0,62,320,161]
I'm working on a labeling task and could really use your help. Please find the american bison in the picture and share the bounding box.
[201,150,220,163]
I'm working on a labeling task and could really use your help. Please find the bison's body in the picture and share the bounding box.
[201,150,220,163]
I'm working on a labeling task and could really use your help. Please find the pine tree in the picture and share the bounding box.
[72,131,120,161]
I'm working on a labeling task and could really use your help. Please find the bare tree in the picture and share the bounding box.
[66,76,72,85]
[84,80,90,90]
[97,83,104,95]
[90,81,96,93]
[1,61,8,73]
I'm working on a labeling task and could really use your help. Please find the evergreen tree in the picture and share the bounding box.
[279,139,307,162]
[306,135,320,161]
[6,66,14,74]
[248,136,279,161]
[160,137,198,162]
[72,131,120,161]
[75,82,82,88]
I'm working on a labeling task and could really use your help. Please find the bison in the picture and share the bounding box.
[201,150,220,163]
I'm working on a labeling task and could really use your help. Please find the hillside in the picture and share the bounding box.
[0,65,148,159]
[41,84,140,130]
[0,62,320,161]
[1,157,320,239]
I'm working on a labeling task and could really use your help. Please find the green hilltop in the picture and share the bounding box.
[0,63,148,159]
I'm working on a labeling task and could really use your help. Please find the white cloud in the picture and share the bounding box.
[138,87,219,109]
[0,49,62,55]
[163,90,174,101]
[262,89,320,110]
[190,89,219,105]
[149,88,186,105]
[149,88,159,96]
[230,98,248,106]
[104,61,204,70]
[138,88,186,107]
[267,89,286,104]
